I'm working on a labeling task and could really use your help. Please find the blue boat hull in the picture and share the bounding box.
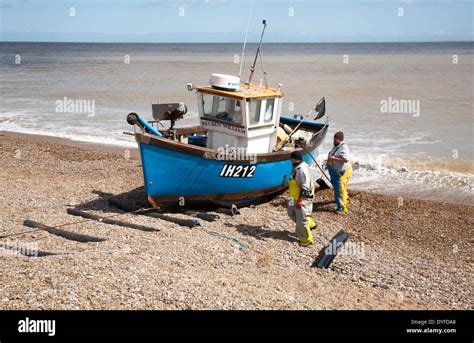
[135,119,328,207]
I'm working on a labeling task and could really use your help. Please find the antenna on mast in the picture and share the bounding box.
[248,19,267,88]
[238,0,253,79]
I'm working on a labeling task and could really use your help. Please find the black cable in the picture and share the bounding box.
[302,146,332,188]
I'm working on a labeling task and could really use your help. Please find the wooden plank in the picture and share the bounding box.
[107,198,197,228]
[66,208,159,232]
[23,220,106,243]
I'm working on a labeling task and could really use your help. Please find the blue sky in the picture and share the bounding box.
[0,0,472,42]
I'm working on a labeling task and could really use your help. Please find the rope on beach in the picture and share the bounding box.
[0,206,154,240]
[193,219,248,250]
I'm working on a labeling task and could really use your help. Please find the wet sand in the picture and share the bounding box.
[0,131,472,310]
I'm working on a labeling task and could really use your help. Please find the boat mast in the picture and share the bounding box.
[248,19,268,88]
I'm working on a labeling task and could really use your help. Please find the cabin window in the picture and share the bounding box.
[202,93,214,116]
[202,93,242,124]
[248,99,261,126]
[264,98,275,123]
[234,100,243,123]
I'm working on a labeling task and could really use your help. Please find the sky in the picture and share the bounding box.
[0,0,473,42]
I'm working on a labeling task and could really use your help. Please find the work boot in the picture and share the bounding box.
[298,240,313,247]
[335,209,346,215]
[307,216,317,230]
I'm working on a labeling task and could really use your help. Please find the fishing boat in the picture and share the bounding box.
[126,21,329,208]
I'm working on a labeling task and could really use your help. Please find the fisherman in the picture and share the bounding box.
[327,132,352,215]
[287,151,317,247]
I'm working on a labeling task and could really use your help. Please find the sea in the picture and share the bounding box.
[0,42,473,204]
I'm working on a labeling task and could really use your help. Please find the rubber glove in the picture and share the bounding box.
[296,197,304,209]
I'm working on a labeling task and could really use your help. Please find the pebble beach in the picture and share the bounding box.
[0,131,472,310]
